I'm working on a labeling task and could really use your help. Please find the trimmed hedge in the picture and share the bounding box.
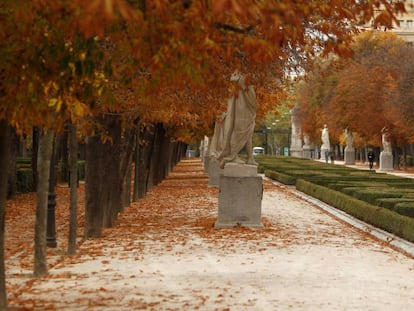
[393,202,414,218]
[296,179,414,243]
[10,159,86,195]
[16,168,34,193]
[264,169,296,185]
[376,198,414,209]
[78,160,86,180]
[257,156,414,243]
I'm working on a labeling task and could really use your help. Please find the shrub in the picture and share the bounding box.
[16,168,34,193]
[296,179,414,243]
[352,188,403,205]
[264,169,296,185]
[392,202,414,218]
[78,160,86,180]
[376,198,414,209]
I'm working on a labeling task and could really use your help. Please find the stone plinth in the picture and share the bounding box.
[208,158,223,187]
[290,148,303,158]
[303,147,312,159]
[379,151,393,171]
[223,162,258,177]
[321,148,330,161]
[215,163,263,228]
[203,155,211,173]
[344,148,355,165]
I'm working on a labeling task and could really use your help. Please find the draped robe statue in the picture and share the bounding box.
[217,73,258,169]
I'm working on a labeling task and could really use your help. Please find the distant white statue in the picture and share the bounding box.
[344,128,354,150]
[303,135,310,148]
[321,124,330,149]
[320,124,330,161]
[217,72,258,168]
[381,127,391,153]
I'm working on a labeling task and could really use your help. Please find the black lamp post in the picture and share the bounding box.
[47,139,57,248]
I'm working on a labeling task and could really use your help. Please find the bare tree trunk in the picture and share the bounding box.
[123,164,132,208]
[59,126,69,183]
[34,129,54,277]
[0,120,10,309]
[67,123,78,255]
[32,127,39,191]
[120,125,137,209]
[137,125,155,198]
[132,132,140,202]
[102,115,122,228]
[148,123,162,187]
[85,114,123,236]
[8,127,19,198]
[85,135,104,238]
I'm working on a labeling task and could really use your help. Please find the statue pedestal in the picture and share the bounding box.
[344,148,355,165]
[379,151,393,171]
[303,145,312,159]
[290,148,303,158]
[208,158,222,187]
[321,147,330,162]
[203,155,211,173]
[215,163,263,228]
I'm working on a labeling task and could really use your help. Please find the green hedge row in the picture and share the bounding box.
[257,156,414,242]
[10,160,86,194]
[16,168,34,193]
[296,179,414,243]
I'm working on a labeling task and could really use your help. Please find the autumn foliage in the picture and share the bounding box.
[0,0,410,309]
[297,31,414,148]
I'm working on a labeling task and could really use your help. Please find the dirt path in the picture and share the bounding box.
[5,159,414,310]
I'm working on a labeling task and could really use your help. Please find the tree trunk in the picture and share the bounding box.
[32,127,39,191]
[85,114,123,236]
[67,123,78,255]
[137,125,155,198]
[84,135,104,238]
[7,127,19,198]
[102,115,122,228]
[58,127,69,183]
[123,164,132,208]
[132,132,140,202]
[120,125,137,209]
[0,120,10,309]
[34,129,54,277]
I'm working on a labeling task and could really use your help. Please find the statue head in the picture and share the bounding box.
[230,71,246,88]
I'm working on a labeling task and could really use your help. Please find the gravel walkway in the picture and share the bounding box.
[6,159,414,310]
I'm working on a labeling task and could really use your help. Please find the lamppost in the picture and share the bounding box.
[47,139,57,248]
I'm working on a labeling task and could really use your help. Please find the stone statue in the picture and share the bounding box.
[303,135,310,148]
[217,72,258,168]
[344,127,355,165]
[208,113,226,158]
[321,124,330,150]
[290,106,303,157]
[320,124,330,161]
[381,127,391,153]
[379,126,393,171]
[344,128,354,150]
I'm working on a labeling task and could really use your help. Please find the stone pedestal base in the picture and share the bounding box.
[203,155,211,173]
[303,147,312,159]
[223,162,258,177]
[344,149,355,165]
[207,158,222,187]
[379,151,393,171]
[321,148,329,161]
[215,164,263,228]
[290,148,303,158]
